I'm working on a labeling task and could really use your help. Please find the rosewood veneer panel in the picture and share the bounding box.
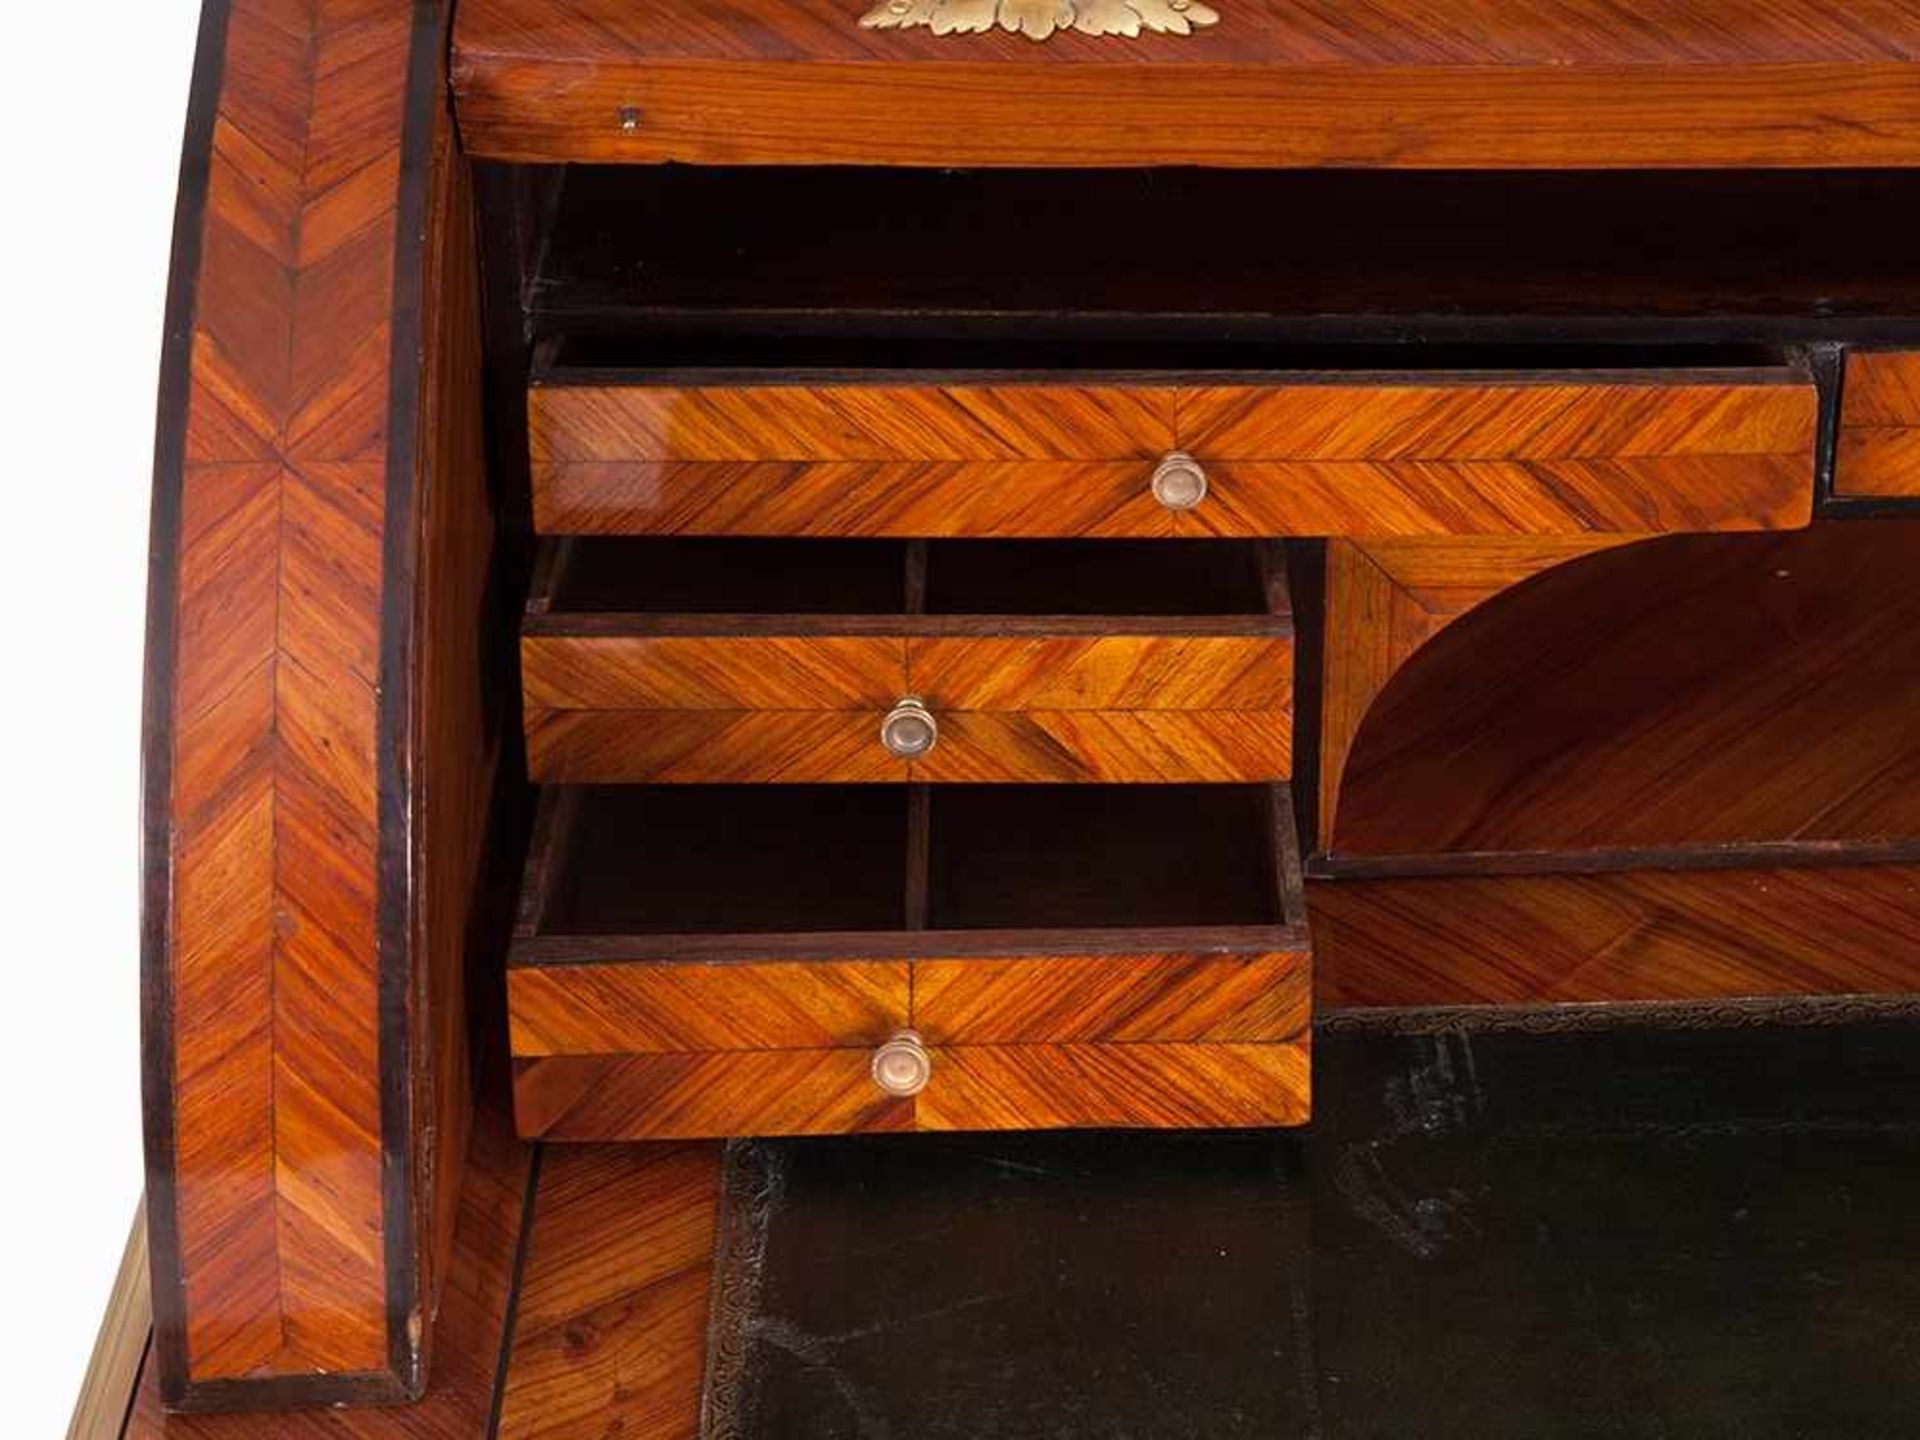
[1837,350,1920,498]
[453,0,1920,168]
[912,951,1311,1043]
[492,1144,720,1440]
[515,1050,915,1139]
[508,960,911,1055]
[126,1108,534,1436]
[144,0,491,1408]
[1326,524,1920,861]
[916,1041,1311,1131]
[1312,865,1920,1010]
[529,373,1816,539]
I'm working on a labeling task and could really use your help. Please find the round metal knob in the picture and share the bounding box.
[1151,451,1208,511]
[880,697,938,759]
[872,1030,932,1097]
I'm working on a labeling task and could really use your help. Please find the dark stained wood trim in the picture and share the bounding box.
[511,924,1311,967]
[376,0,455,1398]
[524,613,1295,639]
[1319,994,1920,1033]
[140,0,233,1407]
[1311,838,1920,881]
[481,1148,545,1440]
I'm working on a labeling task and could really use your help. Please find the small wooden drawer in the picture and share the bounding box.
[509,783,1312,1139]
[522,537,1294,784]
[528,363,1816,539]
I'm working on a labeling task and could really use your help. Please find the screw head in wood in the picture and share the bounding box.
[1151,451,1208,511]
[872,1030,932,1097]
[880,697,939,759]
[618,106,641,133]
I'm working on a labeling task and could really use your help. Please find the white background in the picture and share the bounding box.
[2,2,204,1431]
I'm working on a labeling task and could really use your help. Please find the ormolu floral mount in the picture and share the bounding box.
[861,0,1218,39]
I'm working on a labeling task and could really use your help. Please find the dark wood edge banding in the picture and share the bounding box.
[509,925,1311,967]
[523,613,1297,639]
[377,0,453,1398]
[1318,994,1920,1035]
[140,0,234,1408]
[528,363,1815,390]
[1309,837,1920,881]
[480,1147,546,1440]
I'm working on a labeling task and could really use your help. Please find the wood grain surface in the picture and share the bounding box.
[522,634,905,710]
[70,1204,151,1440]
[452,0,1920,167]
[524,632,1295,783]
[1313,866,1920,1009]
[917,1041,1312,1130]
[126,1107,533,1436]
[912,709,1293,783]
[509,960,911,1055]
[525,708,901,783]
[119,1121,715,1439]
[529,374,1815,538]
[1837,351,1920,498]
[493,1144,721,1440]
[912,951,1310,1043]
[1317,536,1633,842]
[514,1051,916,1139]
[513,1041,1311,1137]
[1328,524,1920,862]
[144,0,483,1407]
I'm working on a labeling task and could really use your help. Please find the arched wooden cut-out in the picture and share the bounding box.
[1324,522,1920,861]
[1317,534,1635,844]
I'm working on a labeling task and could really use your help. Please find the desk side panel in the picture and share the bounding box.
[143,0,482,1410]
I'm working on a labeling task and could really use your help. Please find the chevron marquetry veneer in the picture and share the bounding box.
[144,0,490,1410]
[1837,350,1920,498]
[528,374,1817,538]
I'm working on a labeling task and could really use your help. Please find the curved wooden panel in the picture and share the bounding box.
[1329,523,1920,861]
[453,0,1920,168]
[1317,535,1633,842]
[144,0,479,1410]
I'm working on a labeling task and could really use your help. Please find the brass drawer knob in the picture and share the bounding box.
[1151,451,1208,511]
[872,1030,932,1097]
[880,697,939,759]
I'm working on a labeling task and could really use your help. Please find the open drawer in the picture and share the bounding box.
[522,537,1295,784]
[528,362,1818,539]
[509,783,1312,1139]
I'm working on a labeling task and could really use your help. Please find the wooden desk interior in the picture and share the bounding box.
[111,0,1920,1433]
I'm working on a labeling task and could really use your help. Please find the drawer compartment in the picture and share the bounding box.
[528,363,1816,539]
[509,783,1312,1139]
[522,537,1295,784]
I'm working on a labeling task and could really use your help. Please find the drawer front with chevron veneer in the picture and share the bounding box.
[522,537,1295,784]
[528,364,1817,539]
[508,783,1312,1139]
